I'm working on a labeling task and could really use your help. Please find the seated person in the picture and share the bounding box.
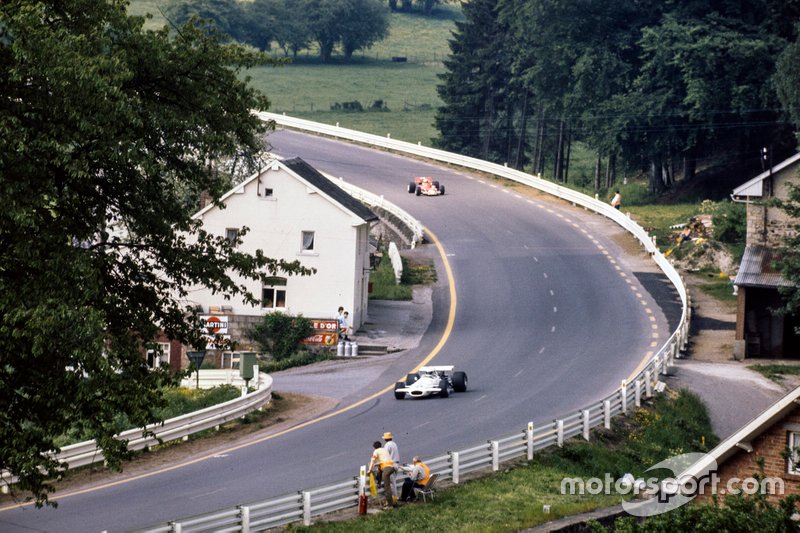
[400,456,430,502]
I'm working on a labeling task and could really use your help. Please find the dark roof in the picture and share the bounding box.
[734,245,789,288]
[282,158,378,223]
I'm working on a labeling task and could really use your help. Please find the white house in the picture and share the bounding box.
[185,157,377,353]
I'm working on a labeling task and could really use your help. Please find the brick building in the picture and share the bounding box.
[679,386,800,504]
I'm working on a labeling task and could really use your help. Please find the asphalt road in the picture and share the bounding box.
[0,130,677,532]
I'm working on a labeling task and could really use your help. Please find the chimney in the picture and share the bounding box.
[199,190,212,210]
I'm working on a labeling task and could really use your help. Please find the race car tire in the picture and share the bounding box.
[415,185,421,196]
[439,184,445,195]
[394,381,406,400]
[452,371,468,392]
[405,373,420,385]
[433,180,440,189]
[438,379,449,398]
[408,182,416,193]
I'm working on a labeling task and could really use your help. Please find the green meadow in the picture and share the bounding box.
[127,1,460,143]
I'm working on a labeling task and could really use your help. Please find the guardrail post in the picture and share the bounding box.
[645,371,652,398]
[527,422,534,460]
[169,522,182,533]
[240,505,250,533]
[451,452,460,484]
[302,491,311,526]
[604,400,611,429]
[620,380,628,414]
[582,410,590,441]
[491,441,499,471]
[557,420,564,447]
[359,465,366,496]
[635,380,642,407]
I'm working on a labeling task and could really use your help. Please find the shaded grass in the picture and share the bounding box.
[750,363,800,382]
[259,350,335,373]
[369,253,412,300]
[288,390,716,532]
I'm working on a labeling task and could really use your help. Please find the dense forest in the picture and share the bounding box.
[435,0,800,194]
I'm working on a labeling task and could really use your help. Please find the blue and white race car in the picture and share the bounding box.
[394,365,468,399]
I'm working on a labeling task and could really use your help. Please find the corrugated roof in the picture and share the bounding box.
[733,245,789,288]
[282,158,378,223]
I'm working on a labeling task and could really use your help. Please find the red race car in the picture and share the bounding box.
[407,176,445,196]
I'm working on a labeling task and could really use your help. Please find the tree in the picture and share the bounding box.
[0,0,312,505]
[340,0,390,60]
[303,0,389,62]
[435,0,523,163]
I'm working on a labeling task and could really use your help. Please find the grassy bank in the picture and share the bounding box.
[287,389,717,532]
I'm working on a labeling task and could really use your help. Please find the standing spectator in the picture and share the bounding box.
[611,190,622,210]
[367,441,397,509]
[383,431,399,464]
[400,456,430,501]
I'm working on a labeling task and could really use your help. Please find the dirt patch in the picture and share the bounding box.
[0,393,337,507]
[683,273,738,363]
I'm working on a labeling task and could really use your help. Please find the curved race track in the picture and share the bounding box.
[0,129,677,532]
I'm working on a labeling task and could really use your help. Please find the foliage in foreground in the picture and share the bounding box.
[593,490,800,532]
[0,0,313,505]
[53,385,242,448]
[249,312,314,360]
[288,389,716,531]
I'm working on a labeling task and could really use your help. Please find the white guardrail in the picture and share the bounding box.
[146,114,689,531]
[0,369,272,491]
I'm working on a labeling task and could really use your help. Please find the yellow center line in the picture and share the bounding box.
[0,227,457,512]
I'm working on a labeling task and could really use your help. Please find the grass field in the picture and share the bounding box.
[127,1,459,143]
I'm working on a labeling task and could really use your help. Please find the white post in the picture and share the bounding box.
[557,420,564,447]
[582,410,590,441]
[253,364,260,387]
[171,523,182,533]
[491,441,500,471]
[527,422,534,460]
[359,465,366,496]
[604,400,611,429]
[303,491,311,526]
[451,452,460,484]
[645,371,652,398]
[635,380,642,407]
[240,506,250,533]
[621,380,628,414]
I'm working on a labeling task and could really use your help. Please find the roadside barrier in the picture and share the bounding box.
[0,370,272,492]
[143,114,689,531]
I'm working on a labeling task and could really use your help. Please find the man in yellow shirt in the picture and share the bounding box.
[368,441,397,508]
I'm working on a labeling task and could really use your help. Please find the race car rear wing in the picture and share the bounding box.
[419,365,454,373]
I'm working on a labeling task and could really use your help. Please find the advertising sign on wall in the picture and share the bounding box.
[200,315,230,350]
[302,319,339,346]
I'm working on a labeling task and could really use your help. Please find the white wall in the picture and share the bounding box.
[186,163,371,328]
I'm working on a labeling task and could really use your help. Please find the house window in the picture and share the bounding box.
[302,231,315,252]
[146,342,170,369]
[789,432,800,474]
[225,228,239,243]
[262,277,287,309]
[263,188,273,197]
